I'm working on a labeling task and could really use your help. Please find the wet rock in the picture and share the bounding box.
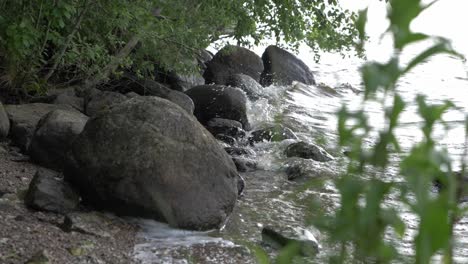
[237,174,245,196]
[65,97,240,230]
[216,134,236,146]
[204,45,264,85]
[85,91,128,116]
[5,103,76,151]
[0,102,10,140]
[197,49,214,72]
[29,110,88,169]
[232,157,257,172]
[186,85,250,130]
[249,125,298,144]
[166,70,205,92]
[206,118,246,139]
[25,169,80,214]
[285,141,334,162]
[226,74,264,100]
[284,158,337,181]
[260,45,316,86]
[261,226,320,256]
[224,147,255,156]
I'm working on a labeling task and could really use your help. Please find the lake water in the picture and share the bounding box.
[133,1,468,263]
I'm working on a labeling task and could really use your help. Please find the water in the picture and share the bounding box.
[132,2,468,263]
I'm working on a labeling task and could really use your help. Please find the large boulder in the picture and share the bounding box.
[226,74,264,100]
[29,109,89,169]
[0,101,9,139]
[85,91,128,116]
[53,91,85,113]
[185,85,250,130]
[260,45,316,86]
[64,97,240,230]
[204,45,264,85]
[25,169,80,214]
[5,103,75,151]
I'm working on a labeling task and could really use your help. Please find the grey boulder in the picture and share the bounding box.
[64,97,240,230]
[226,74,264,100]
[29,109,89,169]
[260,45,316,86]
[25,169,80,214]
[5,103,76,151]
[204,45,264,85]
[186,85,250,130]
[85,91,128,116]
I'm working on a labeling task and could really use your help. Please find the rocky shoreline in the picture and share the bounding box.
[0,44,335,263]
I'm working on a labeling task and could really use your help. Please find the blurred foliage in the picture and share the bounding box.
[0,0,358,93]
[256,0,467,263]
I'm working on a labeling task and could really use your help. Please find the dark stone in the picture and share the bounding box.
[225,147,255,156]
[284,158,337,181]
[249,125,298,144]
[204,45,264,85]
[237,174,245,196]
[232,157,257,172]
[64,97,240,230]
[226,74,263,100]
[284,141,334,162]
[85,91,128,116]
[25,169,80,214]
[0,101,9,139]
[216,134,236,146]
[186,85,250,130]
[206,118,246,138]
[260,45,316,86]
[5,103,76,151]
[29,110,89,170]
[166,70,205,92]
[262,226,320,255]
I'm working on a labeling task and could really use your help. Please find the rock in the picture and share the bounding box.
[5,103,76,151]
[62,212,115,238]
[216,134,236,146]
[25,250,51,264]
[85,91,128,116]
[260,45,316,86]
[53,92,85,113]
[284,158,337,181]
[204,45,264,85]
[225,147,255,156]
[249,125,298,144]
[186,85,250,130]
[166,70,205,92]
[237,174,245,196]
[0,101,9,139]
[29,109,89,169]
[25,169,80,214]
[284,141,334,162]
[64,97,240,230]
[197,49,214,72]
[119,79,194,114]
[262,226,320,256]
[206,118,245,138]
[125,92,140,98]
[232,157,257,172]
[226,74,263,100]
